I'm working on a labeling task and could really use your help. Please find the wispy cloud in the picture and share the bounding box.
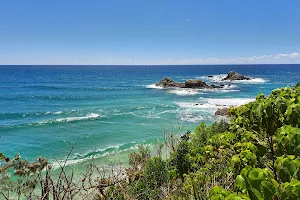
[1,52,299,65]
[146,52,300,65]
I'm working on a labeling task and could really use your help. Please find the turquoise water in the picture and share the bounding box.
[0,65,299,168]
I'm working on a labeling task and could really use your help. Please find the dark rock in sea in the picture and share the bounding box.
[185,80,207,88]
[155,77,174,88]
[208,75,213,78]
[215,107,229,116]
[222,71,250,81]
[155,77,224,89]
[155,77,185,88]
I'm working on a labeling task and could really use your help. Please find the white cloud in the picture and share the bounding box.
[0,52,299,65]
[150,52,300,65]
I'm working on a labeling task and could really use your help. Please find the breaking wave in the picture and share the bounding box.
[53,113,100,123]
[199,74,266,84]
[175,97,255,123]
[51,141,158,169]
[168,89,203,96]
[146,83,240,95]
[1,113,102,130]
[146,84,163,89]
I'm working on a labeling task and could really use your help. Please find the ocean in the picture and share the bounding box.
[0,64,299,170]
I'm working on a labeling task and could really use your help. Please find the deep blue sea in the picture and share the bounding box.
[0,65,299,169]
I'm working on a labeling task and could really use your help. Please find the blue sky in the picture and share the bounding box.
[0,0,300,65]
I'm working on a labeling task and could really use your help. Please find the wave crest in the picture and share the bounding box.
[1,113,102,130]
[146,84,163,89]
[175,97,255,123]
[168,89,202,96]
[202,74,266,84]
[54,113,100,123]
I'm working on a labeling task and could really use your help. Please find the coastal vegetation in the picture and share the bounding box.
[1,82,300,199]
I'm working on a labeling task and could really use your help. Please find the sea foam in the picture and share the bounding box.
[50,142,151,169]
[176,98,254,109]
[206,98,255,107]
[202,74,266,84]
[168,89,202,96]
[175,97,255,123]
[55,113,100,123]
[146,84,163,89]
[175,102,220,109]
[146,82,239,95]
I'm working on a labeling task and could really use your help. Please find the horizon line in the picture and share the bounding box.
[1,63,300,66]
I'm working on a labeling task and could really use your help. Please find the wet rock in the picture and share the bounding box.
[185,80,207,88]
[222,71,250,81]
[215,107,229,116]
[155,77,224,89]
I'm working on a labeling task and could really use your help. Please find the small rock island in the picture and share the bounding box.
[155,71,250,90]
[155,77,223,89]
[222,71,250,81]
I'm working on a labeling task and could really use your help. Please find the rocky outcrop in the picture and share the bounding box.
[215,107,229,116]
[185,80,208,88]
[222,71,250,81]
[155,77,183,88]
[155,78,223,89]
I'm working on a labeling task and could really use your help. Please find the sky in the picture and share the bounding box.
[0,0,300,65]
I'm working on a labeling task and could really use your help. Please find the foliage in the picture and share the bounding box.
[126,157,168,199]
[191,120,229,148]
[275,155,300,183]
[209,186,250,200]
[235,166,279,200]
[279,179,300,200]
[129,144,151,171]
[172,83,300,199]
[169,140,191,179]
[274,125,300,156]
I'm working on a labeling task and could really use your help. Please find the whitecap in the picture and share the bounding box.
[180,113,204,123]
[146,84,163,89]
[168,89,202,96]
[222,84,239,89]
[179,112,214,123]
[176,98,255,109]
[175,98,255,122]
[197,88,240,93]
[234,78,266,83]
[55,113,100,123]
[175,102,220,109]
[50,143,144,169]
[208,74,266,84]
[206,98,255,107]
